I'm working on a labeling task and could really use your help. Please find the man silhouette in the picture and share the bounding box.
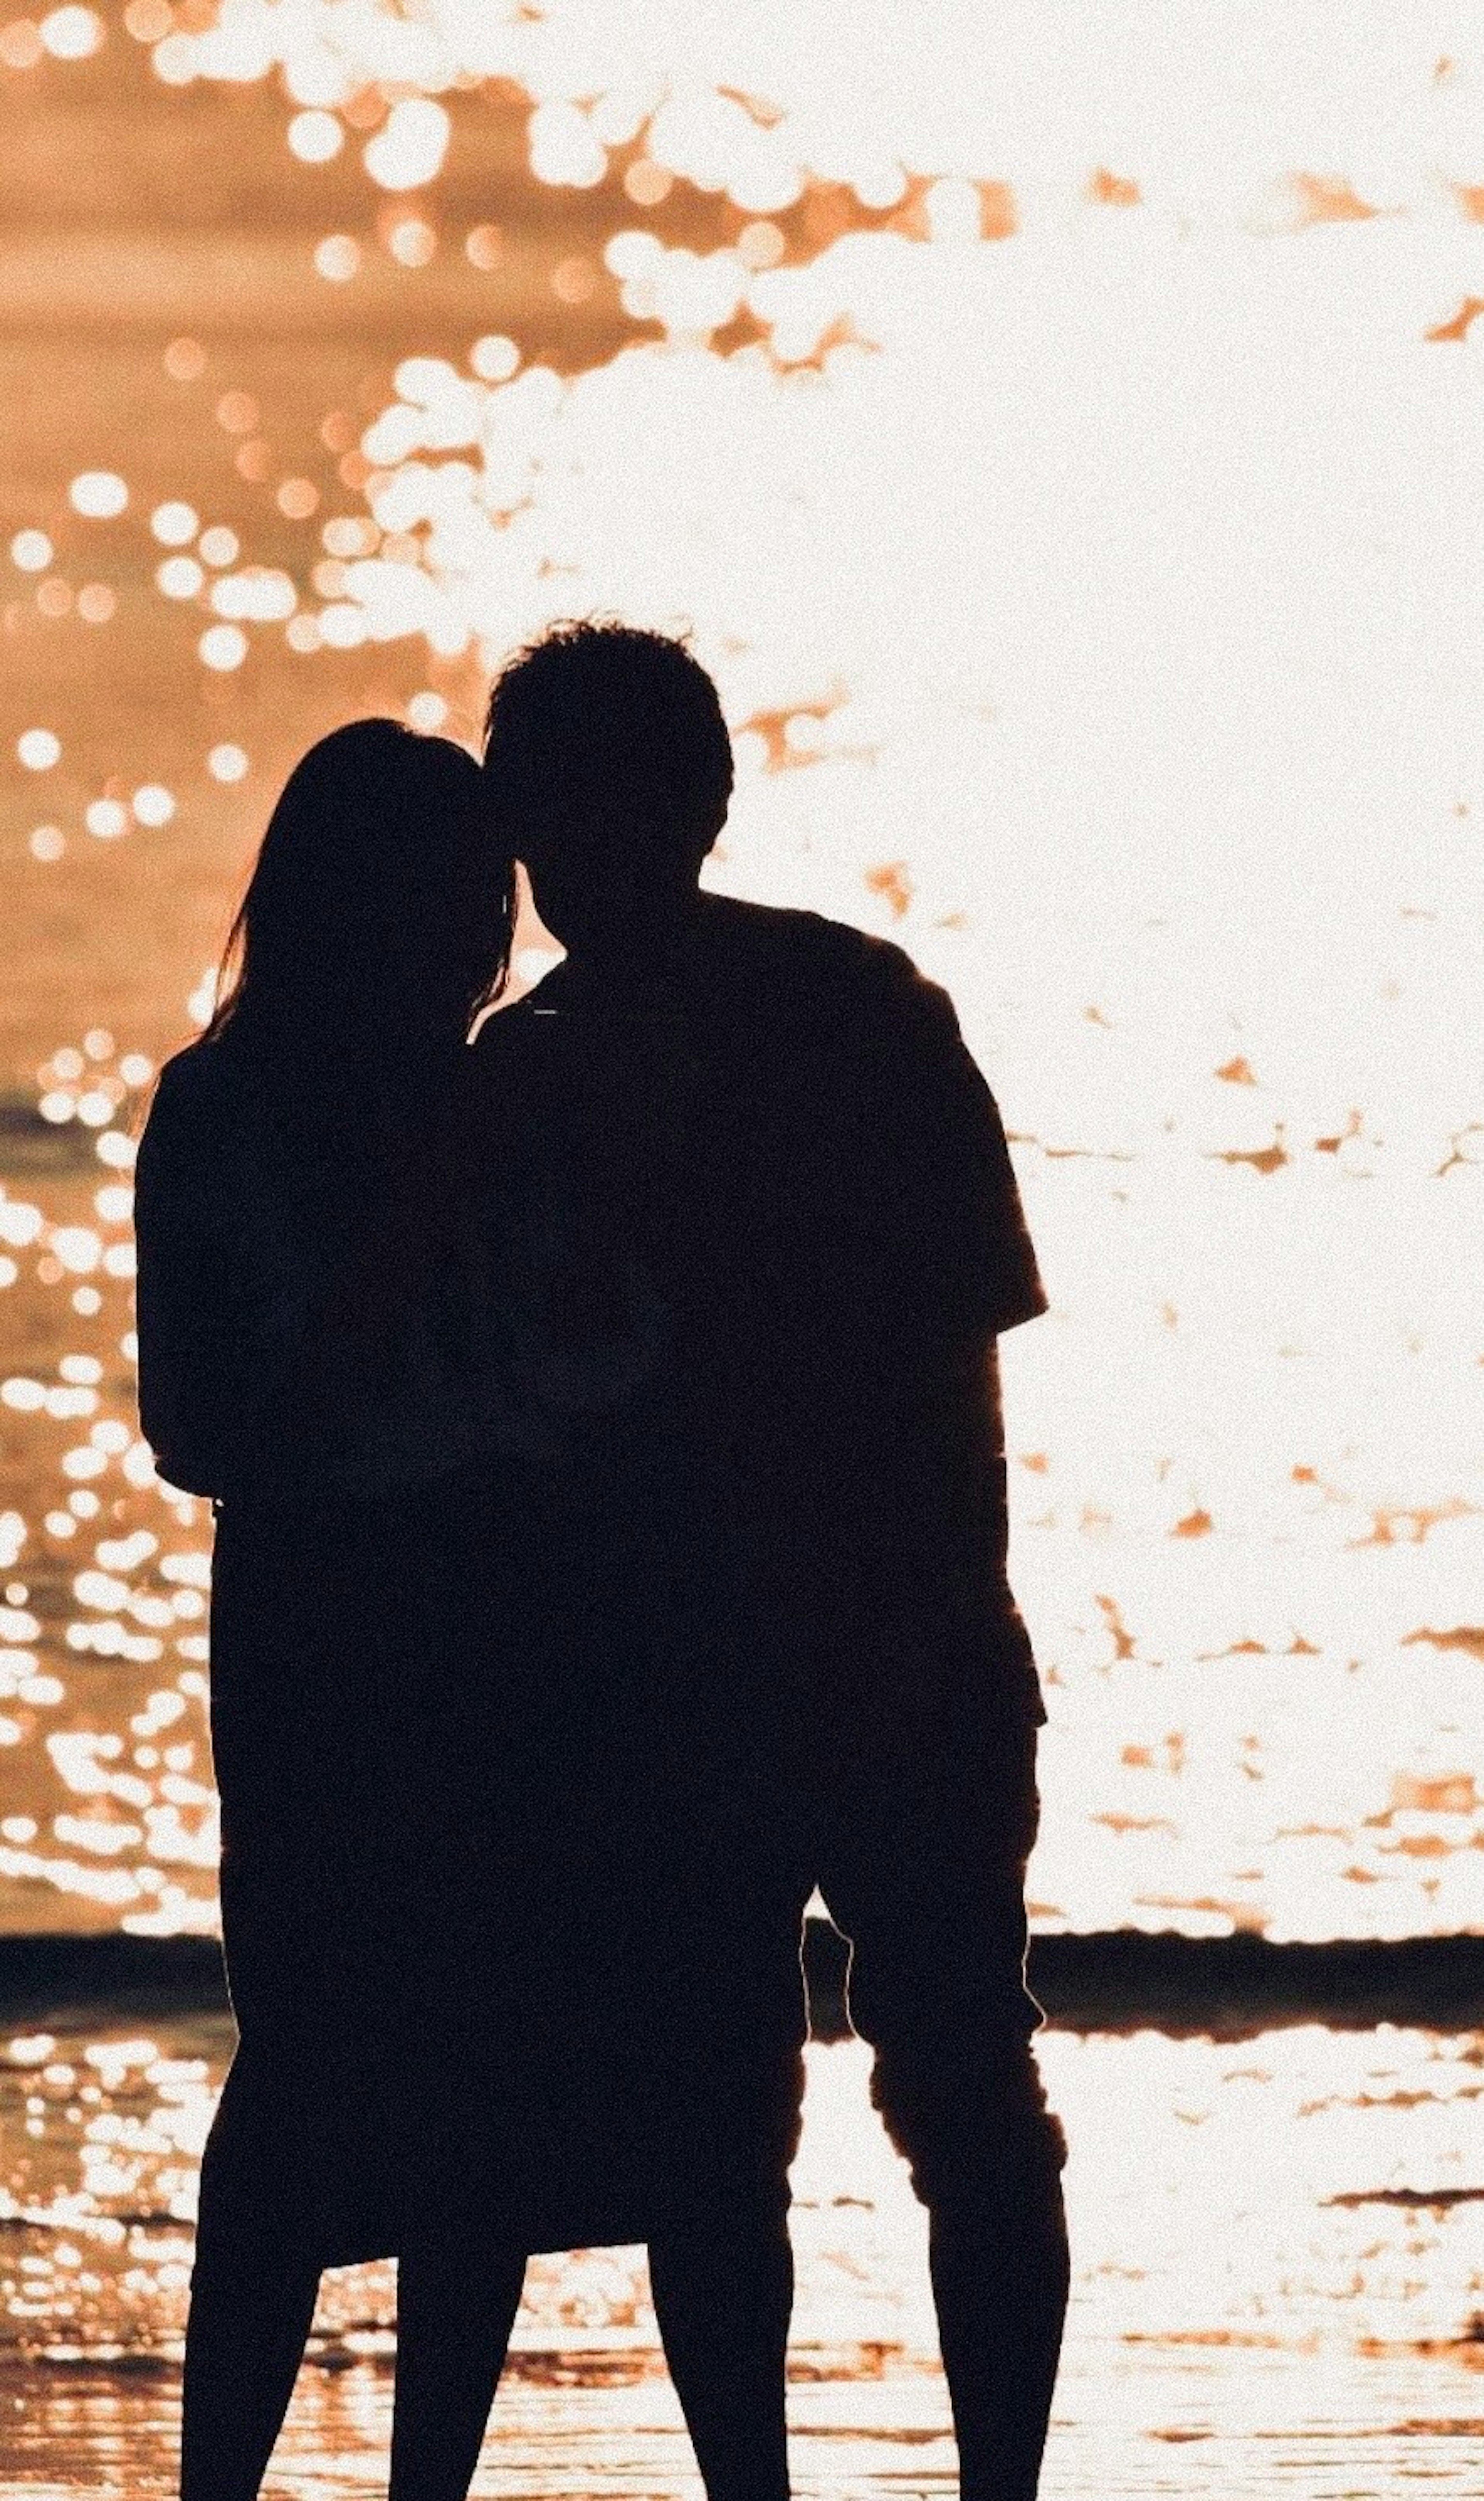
[477,621,1069,2501]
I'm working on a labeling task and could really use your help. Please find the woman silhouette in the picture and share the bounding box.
[136,720,535,2501]
[137,717,806,2501]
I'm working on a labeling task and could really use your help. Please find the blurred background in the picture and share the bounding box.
[1,5,1483,2492]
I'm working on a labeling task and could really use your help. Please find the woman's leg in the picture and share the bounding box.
[388,2237,528,2501]
[648,2202,795,2501]
[180,2233,321,2501]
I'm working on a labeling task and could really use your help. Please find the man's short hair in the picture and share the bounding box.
[483,620,734,864]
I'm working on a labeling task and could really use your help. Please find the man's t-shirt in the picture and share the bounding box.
[472,892,1047,1736]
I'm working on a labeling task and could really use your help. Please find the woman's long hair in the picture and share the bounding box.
[204,720,512,1184]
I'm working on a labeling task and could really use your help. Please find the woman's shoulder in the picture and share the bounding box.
[152,1033,243,1105]
[137,1036,248,1194]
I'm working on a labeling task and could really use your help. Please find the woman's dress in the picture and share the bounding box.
[134,1032,807,2268]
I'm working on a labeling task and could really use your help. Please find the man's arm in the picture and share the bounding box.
[846,948,1047,1716]
[867,957,1046,1347]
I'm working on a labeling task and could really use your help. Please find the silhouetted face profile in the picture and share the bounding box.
[207,718,513,1064]
[482,622,734,965]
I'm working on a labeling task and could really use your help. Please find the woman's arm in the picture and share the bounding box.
[134,1056,245,1497]
[137,1045,560,1505]
[134,1055,409,1501]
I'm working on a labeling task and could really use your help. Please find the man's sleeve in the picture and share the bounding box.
[870,962,1047,1345]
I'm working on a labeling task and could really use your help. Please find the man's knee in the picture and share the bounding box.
[868,2036,1067,2212]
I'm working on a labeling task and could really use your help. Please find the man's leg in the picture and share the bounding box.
[821,1706,1069,2501]
[928,2162,1068,2501]
[873,2040,1068,2501]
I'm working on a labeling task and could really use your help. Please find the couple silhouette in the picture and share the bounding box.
[134,622,1068,2501]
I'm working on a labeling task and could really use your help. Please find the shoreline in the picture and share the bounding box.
[2,1924,1483,2040]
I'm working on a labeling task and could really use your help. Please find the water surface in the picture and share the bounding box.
[3,2023,1484,2494]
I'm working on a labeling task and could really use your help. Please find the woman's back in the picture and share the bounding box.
[136,1028,533,1507]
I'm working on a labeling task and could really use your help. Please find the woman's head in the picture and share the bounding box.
[207,720,512,1058]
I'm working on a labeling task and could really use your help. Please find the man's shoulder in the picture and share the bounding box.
[464,901,958,1057]
[695,897,943,1027]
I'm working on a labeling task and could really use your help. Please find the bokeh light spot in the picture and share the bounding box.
[68,472,127,519]
[529,97,607,189]
[623,158,673,207]
[288,107,341,163]
[551,255,597,305]
[209,567,295,622]
[17,729,60,770]
[150,501,197,545]
[155,555,202,599]
[364,96,449,191]
[0,20,44,70]
[197,623,247,671]
[387,216,437,267]
[470,334,518,382]
[321,515,376,557]
[38,5,100,59]
[314,233,360,282]
[10,529,52,572]
[737,219,786,269]
[206,743,247,783]
[316,603,366,649]
[276,477,319,520]
[213,390,257,436]
[151,32,194,85]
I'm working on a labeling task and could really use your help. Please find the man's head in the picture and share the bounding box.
[483,620,733,959]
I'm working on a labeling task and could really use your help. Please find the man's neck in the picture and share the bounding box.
[554,896,714,994]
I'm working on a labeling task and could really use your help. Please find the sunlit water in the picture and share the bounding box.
[3,5,1482,1946]
[3,12,1484,2482]
[3,2025,1484,2494]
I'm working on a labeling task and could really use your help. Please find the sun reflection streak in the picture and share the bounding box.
[1,0,1481,1962]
